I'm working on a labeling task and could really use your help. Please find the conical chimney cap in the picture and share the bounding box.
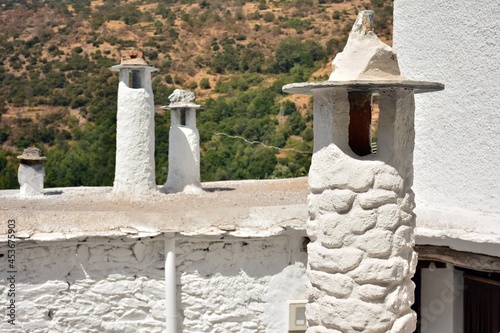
[283,11,443,95]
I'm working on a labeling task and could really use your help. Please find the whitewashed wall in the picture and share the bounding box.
[393,0,500,254]
[394,0,500,214]
[0,237,166,333]
[0,232,308,333]
[178,231,308,332]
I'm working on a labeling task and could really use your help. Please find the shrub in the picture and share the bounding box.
[371,0,384,8]
[286,18,312,33]
[263,12,275,22]
[281,100,297,115]
[200,78,211,89]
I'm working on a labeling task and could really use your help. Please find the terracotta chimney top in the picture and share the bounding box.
[120,49,149,66]
[110,49,157,72]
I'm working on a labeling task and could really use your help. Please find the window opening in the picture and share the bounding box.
[180,109,186,126]
[348,92,372,156]
[371,94,379,154]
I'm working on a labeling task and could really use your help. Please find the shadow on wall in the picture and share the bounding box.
[203,187,235,193]
[177,236,292,278]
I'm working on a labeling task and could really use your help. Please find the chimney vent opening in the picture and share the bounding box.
[129,70,142,89]
[180,109,187,126]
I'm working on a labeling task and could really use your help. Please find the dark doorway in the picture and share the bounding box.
[464,274,500,333]
[412,267,422,333]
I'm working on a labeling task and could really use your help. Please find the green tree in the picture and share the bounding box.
[272,38,325,73]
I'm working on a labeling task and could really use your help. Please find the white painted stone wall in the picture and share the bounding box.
[178,231,308,332]
[0,232,308,333]
[113,68,157,196]
[0,237,166,333]
[393,1,500,249]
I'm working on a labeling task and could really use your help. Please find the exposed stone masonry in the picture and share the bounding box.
[306,144,417,332]
[0,237,166,333]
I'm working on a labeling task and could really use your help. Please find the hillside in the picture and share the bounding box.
[0,0,394,189]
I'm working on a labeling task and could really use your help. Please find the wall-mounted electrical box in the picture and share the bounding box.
[288,300,307,332]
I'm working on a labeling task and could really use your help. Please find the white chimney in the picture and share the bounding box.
[17,147,46,197]
[110,50,158,197]
[284,11,444,333]
[162,89,203,194]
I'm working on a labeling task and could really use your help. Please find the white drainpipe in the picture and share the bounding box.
[165,233,177,333]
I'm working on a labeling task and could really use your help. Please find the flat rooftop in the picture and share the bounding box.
[3,176,499,259]
[0,177,309,241]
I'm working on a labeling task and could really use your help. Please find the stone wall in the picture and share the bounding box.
[0,236,166,333]
[0,231,308,333]
[306,145,417,333]
[178,232,308,332]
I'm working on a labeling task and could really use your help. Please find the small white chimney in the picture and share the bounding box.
[110,50,158,197]
[162,89,203,194]
[17,147,46,197]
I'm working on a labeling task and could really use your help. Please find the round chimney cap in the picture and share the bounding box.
[162,102,204,110]
[17,147,46,161]
[282,80,444,95]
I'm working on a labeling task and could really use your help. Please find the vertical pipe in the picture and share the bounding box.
[165,233,177,333]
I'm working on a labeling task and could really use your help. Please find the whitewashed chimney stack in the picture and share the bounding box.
[17,147,46,197]
[162,89,203,194]
[110,50,158,197]
[284,11,444,333]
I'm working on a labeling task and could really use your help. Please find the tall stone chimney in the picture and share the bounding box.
[162,89,203,194]
[283,11,444,333]
[110,50,158,196]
